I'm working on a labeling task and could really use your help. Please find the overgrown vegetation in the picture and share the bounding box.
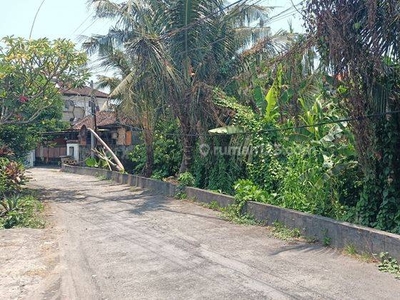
[0,193,45,229]
[76,0,400,235]
[304,0,400,232]
[129,120,182,178]
[0,150,44,229]
[378,252,400,279]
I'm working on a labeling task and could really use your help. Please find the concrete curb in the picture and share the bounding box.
[61,165,400,260]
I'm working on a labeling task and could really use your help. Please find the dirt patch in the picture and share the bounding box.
[0,203,59,300]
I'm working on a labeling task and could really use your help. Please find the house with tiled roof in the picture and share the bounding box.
[66,111,140,166]
[34,86,140,167]
[72,111,139,148]
[61,86,111,123]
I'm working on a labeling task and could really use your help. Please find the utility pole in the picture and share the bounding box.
[90,80,97,158]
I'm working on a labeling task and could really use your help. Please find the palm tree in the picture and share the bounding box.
[304,0,400,231]
[84,0,274,174]
[84,0,177,176]
[94,49,161,176]
[162,0,276,172]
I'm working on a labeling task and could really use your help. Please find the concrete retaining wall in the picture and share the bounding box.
[62,165,176,197]
[247,202,400,258]
[186,187,235,207]
[61,165,400,260]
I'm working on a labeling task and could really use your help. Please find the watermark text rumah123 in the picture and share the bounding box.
[199,144,265,157]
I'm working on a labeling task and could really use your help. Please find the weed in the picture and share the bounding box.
[323,236,331,246]
[344,244,358,256]
[96,174,108,181]
[175,192,187,199]
[220,205,260,225]
[378,252,400,279]
[178,172,195,187]
[304,236,318,244]
[342,246,376,263]
[0,195,21,214]
[271,221,302,241]
[360,252,376,263]
[175,172,195,199]
[322,229,331,246]
[208,200,221,211]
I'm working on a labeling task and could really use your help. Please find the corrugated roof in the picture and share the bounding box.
[61,87,109,99]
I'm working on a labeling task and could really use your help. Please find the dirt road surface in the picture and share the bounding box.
[2,167,400,300]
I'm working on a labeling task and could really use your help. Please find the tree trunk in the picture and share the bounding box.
[179,121,196,173]
[142,128,154,177]
[143,143,154,177]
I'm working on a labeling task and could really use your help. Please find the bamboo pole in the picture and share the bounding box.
[87,128,125,172]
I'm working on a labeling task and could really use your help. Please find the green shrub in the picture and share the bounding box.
[129,120,182,177]
[0,194,44,229]
[0,195,21,213]
[233,135,359,220]
[234,179,270,203]
[178,172,195,187]
[220,205,260,225]
[272,221,302,241]
[174,172,195,199]
[192,136,246,195]
[85,157,99,168]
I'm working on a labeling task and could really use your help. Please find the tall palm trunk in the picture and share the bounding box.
[179,119,196,173]
[143,127,154,177]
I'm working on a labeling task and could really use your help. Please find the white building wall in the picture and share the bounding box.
[66,142,80,162]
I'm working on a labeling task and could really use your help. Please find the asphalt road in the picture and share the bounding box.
[21,168,400,299]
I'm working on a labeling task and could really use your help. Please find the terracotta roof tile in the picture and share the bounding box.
[61,87,109,98]
[72,111,133,130]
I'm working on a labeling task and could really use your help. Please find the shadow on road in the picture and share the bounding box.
[32,184,173,216]
[268,242,342,258]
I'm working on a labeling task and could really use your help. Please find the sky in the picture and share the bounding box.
[0,0,304,77]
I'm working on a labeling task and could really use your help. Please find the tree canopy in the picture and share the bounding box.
[0,36,89,158]
[0,37,89,125]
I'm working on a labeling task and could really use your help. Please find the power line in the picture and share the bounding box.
[71,12,96,35]
[289,0,306,18]
[262,110,400,134]
[156,109,400,138]
[78,18,100,37]
[268,4,297,21]
[267,2,302,25]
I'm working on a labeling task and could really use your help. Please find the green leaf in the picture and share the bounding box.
[265,84,278,122]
